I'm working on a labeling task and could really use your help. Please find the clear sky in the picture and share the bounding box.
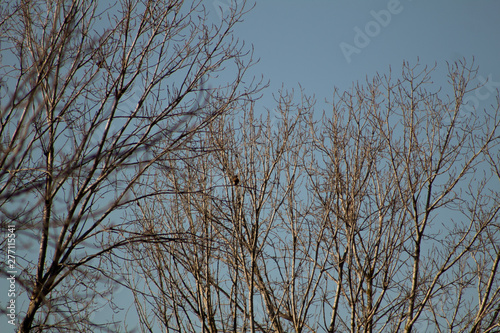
[213,0,500,113]
[3,1,500,331]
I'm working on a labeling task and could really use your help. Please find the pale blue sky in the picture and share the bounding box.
[218,0,500,111]
[3,1,500,331]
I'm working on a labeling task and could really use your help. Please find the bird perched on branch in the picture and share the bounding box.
[231,174,239,186]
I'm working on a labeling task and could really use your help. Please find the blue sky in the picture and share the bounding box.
[215,0,500,112]
[2,1,500,331]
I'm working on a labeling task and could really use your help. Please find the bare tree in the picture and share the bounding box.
[309,59,500,333]
[124,91,328,332]
[126,60,500,333]
[0,0,260,331]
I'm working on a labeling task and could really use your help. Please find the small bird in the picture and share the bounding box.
[231,175,239,186]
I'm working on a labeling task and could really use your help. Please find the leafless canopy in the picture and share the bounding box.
[1,1,499,332]
[0,0,261,331]
[126,60,500,333]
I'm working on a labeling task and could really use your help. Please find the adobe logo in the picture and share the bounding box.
[340,0,404,64]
